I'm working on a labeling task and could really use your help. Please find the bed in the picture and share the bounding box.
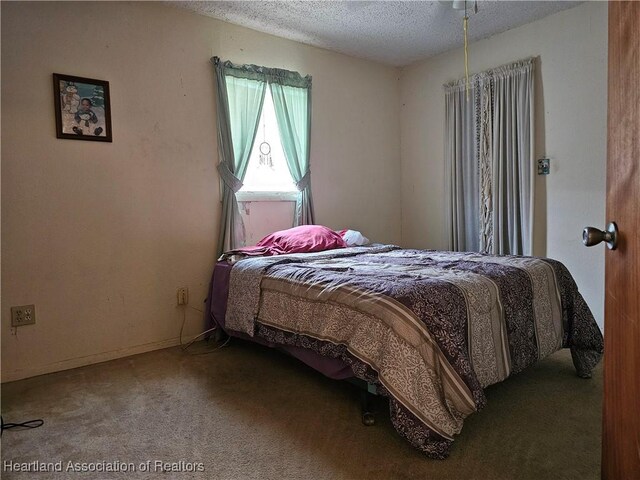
[206,235,603,459]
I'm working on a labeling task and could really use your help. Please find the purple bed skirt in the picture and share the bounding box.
[206,261,355,380]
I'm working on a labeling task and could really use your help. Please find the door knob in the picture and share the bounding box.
[582,222,618,250]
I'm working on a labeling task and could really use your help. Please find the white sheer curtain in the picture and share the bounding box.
[445,58,535,255]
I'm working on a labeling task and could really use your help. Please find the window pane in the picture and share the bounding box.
[241,88,297,192]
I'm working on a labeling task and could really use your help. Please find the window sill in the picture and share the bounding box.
[237,191,298,202]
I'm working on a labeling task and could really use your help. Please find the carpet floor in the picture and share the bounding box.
[1,340,602,479]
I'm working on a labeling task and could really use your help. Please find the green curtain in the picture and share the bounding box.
[269,73,315,226]
[212,58,267,256]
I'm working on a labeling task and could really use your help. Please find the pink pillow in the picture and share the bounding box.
[256,225,347,254]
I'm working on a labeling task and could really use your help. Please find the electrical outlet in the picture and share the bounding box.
[11,305,36,327]
[177,287,189,306]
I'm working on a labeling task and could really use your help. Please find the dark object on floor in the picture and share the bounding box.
[1,415,44,436]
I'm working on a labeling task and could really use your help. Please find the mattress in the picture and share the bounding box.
[207,246,603,458]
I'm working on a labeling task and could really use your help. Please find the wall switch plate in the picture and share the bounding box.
[538,158,550,175]
[177,287,189,306]
[11,305,36,327]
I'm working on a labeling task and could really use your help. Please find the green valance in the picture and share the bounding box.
[211,57,311,89]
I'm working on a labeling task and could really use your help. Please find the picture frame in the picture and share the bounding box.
[53,73,112,142]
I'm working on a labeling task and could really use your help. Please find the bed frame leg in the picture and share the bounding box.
[360,383,376,426]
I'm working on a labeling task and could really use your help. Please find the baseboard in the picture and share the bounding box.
[1,337,182,383]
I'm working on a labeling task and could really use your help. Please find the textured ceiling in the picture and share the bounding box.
[167,1,582,66]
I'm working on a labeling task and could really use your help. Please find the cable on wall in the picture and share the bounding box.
[179,304,230,355]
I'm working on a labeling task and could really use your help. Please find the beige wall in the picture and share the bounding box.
[1,1,401,381]
[399,2,607,328]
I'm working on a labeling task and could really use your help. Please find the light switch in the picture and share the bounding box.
[538,158,550,175]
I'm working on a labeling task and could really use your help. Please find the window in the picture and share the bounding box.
[213,56,314,253]
[237,88,297,201]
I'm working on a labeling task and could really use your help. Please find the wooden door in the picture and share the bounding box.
[602,2,640,479]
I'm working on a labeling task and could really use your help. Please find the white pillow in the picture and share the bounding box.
[341,229,370,246]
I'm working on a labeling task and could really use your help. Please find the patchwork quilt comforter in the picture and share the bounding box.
[223,246,604,458]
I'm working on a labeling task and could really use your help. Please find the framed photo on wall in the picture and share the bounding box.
[53,73,112,142]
